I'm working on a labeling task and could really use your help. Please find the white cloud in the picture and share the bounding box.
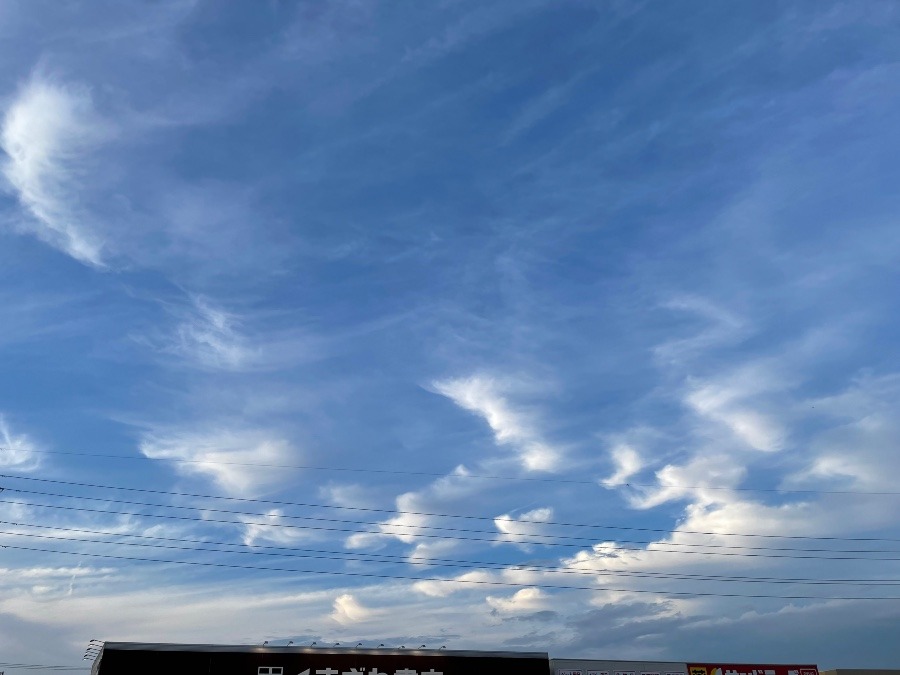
[412,570,495,598]
[0,415,40,472]
[684,366,787,452]
[330,593,377,625]
[1,74,106,266]
[494,507,554,547]
[433,375,561,472]
[650,300,788,453]
[798,373,900,492]
[0,580,336,643]
[346,464,541,562]
[346,491,432,550]
[240,509,310,547]
[434,376,526,444]
[137,294,320,373]
[139,427,297,496]
[168,296,259,371]
[345,465,485,558]
[0,564,117,602]
[346,481,467,556]
[485,587,549,615]
[653,295,746,365]
[565,399,900,589]
[404,538,462,564]
[629,453,746,510]
[319,483,378,510]
[685,378,786,453]
[0,566,115,582]
[559,486,884,596]
[602,443,644,487]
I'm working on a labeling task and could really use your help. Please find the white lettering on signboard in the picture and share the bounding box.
[588,670,609,675]
[615,670,636,675]
[558,670,583,675]
[280,666,444,675]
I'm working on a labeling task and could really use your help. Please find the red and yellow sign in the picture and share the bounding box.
[687,664,817,675]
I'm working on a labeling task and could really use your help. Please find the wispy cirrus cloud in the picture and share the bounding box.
[433,375,561,472]
[0,415,40,473]
[586,302,900,601]
[797,373,900,493]
[0,564,117,603]
[653,295,748,366]
[139,426,298,496]
[345,465,479,559]
[136,294,321,373]
[1,74,107,266]
[347,375,565,557]
[240,508,310,547]
[167,296,259,371]
[684,374,787,453]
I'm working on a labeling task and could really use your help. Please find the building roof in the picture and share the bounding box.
[99,642,548,659]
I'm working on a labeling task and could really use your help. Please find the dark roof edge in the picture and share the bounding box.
[550,659,688,666]
[101,643,547,659]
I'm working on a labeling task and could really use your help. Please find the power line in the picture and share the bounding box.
[3,497,900,561]
[4,449,898,496]
[10,486,900,553]
[3,474,896,543]
[3,542,898,601]
[3,521,899,587]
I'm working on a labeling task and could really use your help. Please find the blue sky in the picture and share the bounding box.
[2,0,900,670]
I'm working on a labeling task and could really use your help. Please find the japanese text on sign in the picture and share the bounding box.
[314,669,442,675]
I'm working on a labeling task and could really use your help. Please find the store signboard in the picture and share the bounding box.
[687,664,818,675]
[94,645,549,675]
[552,660,687,675]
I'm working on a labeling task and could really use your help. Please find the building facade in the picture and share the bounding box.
[90,643,550,675]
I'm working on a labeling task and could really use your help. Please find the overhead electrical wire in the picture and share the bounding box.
[8,487,900,554]
[4,474,898,603]
[2,522,899,587]
[2,542,898,601]
[3,449,898,495]
[2,496,900,561]
[2,475,898,543]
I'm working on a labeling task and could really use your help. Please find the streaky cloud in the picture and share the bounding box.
[433,375,562,472]
[0,415,41,473]
[139,426,298,497]
[171,296,259,371]
[1,74,106,266]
